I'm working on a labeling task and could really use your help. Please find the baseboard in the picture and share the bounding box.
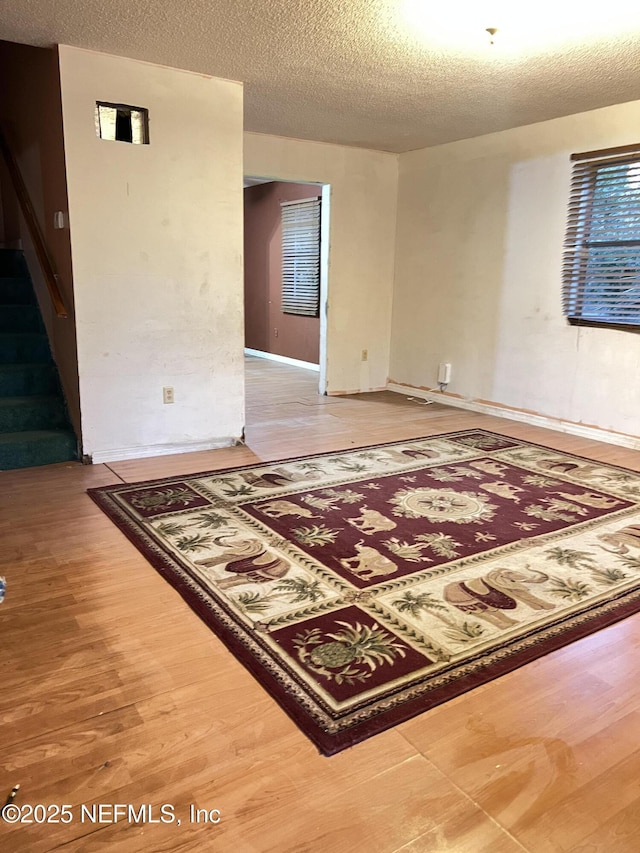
[327,386,388,396]
[386,381,640,451]
[91,436,240,464]
[244,347,319,372]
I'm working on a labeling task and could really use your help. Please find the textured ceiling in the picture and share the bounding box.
[3,0,640,152]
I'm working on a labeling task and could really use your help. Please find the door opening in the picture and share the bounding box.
[242,176,330,396]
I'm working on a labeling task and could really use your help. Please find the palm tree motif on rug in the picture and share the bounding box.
[89,430,640,753]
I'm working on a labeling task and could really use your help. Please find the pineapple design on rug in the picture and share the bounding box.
[89,430,640,754]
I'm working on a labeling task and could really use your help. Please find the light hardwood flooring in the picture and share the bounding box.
[1,355,640,852]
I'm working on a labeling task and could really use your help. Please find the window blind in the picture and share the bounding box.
[562,149,640,328]
[281,197,321,317]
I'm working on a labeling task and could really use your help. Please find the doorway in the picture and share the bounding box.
[243,177,330,395]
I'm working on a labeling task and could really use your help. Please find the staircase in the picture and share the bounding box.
[0,249,77,470]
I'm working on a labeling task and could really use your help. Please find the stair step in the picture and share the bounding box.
[0,304,43,332]
[0,250,77,471]
[0,429,77,470]
[0,363,59,397]
[0,250,25,277]
[0,277,36,305]
[0,395,67,432]
[0,333,51,364]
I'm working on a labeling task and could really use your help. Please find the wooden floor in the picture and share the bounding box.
[2,355,640,852]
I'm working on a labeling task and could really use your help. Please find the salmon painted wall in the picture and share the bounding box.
[244,181,321,364]
[244,133,398,395]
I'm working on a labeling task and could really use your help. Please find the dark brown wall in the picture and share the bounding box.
[0,40,81,437]
[0,159,20,243]
[244,181,321,364]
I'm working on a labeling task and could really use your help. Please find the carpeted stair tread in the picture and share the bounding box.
[0,429,77,470]
[0,304,43,332]
[0,332,52,364]
[0,250,77,469]
[0,395,67,432]
[0,277,37,305]
[0,249,25,276]
[0,363,59,397]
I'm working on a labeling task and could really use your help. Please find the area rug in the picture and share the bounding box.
[88,430,640,754]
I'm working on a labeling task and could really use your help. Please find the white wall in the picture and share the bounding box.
[391,101,640,442]
[58,47,244,461]
[244,133,398,394]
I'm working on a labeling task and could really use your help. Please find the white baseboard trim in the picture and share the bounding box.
[386,382,640,451]
[91,436,240,464]
[244,347,320,372]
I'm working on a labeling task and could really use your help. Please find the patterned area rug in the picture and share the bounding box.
[89,430,640,754]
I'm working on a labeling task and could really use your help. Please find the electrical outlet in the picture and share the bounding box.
[437,363,451,385]
[361,349,368,362]
[163,386,174,404]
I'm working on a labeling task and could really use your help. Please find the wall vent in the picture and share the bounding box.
[95,102,149,145]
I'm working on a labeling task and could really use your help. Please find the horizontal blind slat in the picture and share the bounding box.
[281,198,321,316]
[562,149,640,328]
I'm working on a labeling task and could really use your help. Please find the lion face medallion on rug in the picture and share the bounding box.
[89,430,640,754]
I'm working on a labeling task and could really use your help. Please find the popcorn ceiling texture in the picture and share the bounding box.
[2,0,640,152]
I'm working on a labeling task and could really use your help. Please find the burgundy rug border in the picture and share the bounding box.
[88,428,640,497]
[87,429,640,755]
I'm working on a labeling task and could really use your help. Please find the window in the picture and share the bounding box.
[562,145,640,330]
[281,197,321,317]
[95,102,149,144]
